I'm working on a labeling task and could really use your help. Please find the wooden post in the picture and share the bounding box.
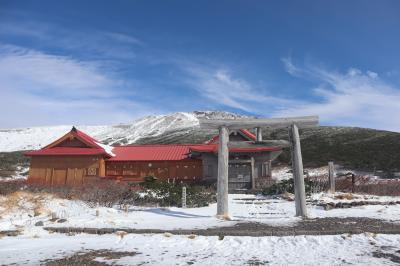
[328,161,335,193]
[256,127,262,141]
[267,160,272,177]
[99,158,106,177]
[289,124,307,217]
[217,126,229,218]
[182,186,187,208]
[251,157,256,190]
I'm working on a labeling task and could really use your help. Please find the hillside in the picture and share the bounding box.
[1,111,400,178]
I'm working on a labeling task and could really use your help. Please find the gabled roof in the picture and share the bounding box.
[205,129,256,144]
[42,126,103,150]
[25,147,108,156]
[25,127,113,157]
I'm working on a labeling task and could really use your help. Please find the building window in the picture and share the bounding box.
[87,168,97,176]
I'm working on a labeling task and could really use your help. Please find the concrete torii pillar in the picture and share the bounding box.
[199,115,319,219]
[217,126,229,218]
[256,127,263,142]
[288,124,307,217]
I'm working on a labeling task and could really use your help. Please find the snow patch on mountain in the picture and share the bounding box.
[0,111,246,152]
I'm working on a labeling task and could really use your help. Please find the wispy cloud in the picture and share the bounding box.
[278,57,400,131]
[0,21,143,61]
[179,61,295,113]
[0,44,159,128]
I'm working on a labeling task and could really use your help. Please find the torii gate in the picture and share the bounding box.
[199,115,319,219]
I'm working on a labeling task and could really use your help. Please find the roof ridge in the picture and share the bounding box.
[116,143,213,147]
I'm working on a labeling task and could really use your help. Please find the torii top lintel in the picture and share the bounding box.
[199,115,319,130]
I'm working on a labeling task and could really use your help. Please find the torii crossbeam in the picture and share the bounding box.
[199,115,319,219]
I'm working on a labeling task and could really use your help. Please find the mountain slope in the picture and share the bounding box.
[2,111,400,178]
[0,111,243,152]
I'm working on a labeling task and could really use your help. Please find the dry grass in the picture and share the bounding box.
[0,191,52,217]
[187,234,196,239]
[334,193,356,200]
[115,230,128,239]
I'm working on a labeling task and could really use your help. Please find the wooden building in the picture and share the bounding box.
[25,127,283,191]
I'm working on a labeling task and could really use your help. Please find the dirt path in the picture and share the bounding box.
[44,217,400,237]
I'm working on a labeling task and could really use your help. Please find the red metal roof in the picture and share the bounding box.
[26,127,112,157]
[190,145,281,153]
[42,127,103,150]
[25,128,280,160]
[205,129,256,144]
[240,129,256,140]
[109,144,207,161]
[25,147,108,156]
[109,143,282,161]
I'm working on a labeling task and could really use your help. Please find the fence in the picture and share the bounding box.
[308,173,400,196]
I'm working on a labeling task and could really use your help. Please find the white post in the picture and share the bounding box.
[217,126,229,218]
[289,124,307,217]
[182,186,187,208]
[256,127,262,141]
[328,162,335,193]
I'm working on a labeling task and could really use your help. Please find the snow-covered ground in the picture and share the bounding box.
[2,192,400,265]
[1,231,400,265]
[1,192,400,234]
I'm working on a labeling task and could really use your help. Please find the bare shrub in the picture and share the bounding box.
[0,179,26,195]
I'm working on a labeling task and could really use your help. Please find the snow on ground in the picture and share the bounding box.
[1,231,400,265]
[2,192,400,265]
[1,192,400,235]
[272,166,331,181]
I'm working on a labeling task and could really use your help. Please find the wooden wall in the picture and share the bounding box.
[105,160,203,182]
[28,155,103,186]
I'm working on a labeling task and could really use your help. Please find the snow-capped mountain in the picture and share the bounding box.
[0,111,247,152]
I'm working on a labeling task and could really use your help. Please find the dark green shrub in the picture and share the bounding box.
[139,180,216,207]
[262,178,315,196]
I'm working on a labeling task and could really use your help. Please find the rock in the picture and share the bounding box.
[282,192,295,201]
[324,204,334,211]
[57,219,67,223]
[34,221,44,226]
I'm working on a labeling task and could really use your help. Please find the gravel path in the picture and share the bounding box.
[44,217,400,236]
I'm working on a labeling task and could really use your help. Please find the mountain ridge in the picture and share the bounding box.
[1,111,400,178]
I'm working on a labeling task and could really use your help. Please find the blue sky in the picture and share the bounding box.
[1,1,400,131]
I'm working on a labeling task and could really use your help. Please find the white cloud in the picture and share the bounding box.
[180,62,295,113]
[278,57,400,131]
[0,44,158,128]
[0,21,142,60]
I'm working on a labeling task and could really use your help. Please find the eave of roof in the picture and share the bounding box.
[190,145,281,153]
[25,147,109,156]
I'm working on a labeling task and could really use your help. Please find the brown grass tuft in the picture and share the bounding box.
[115,230,128,239]
[0,191,52,217]
[334,193,355,200]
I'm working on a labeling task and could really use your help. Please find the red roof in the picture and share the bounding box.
[109,144,206,161]
[109,143,282,161]
[26,127,112,157]
[25,147,108,156]
[25,128,279,160]
[190,145,281,153]
[205,129,256,144]
[42,127,103,150]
